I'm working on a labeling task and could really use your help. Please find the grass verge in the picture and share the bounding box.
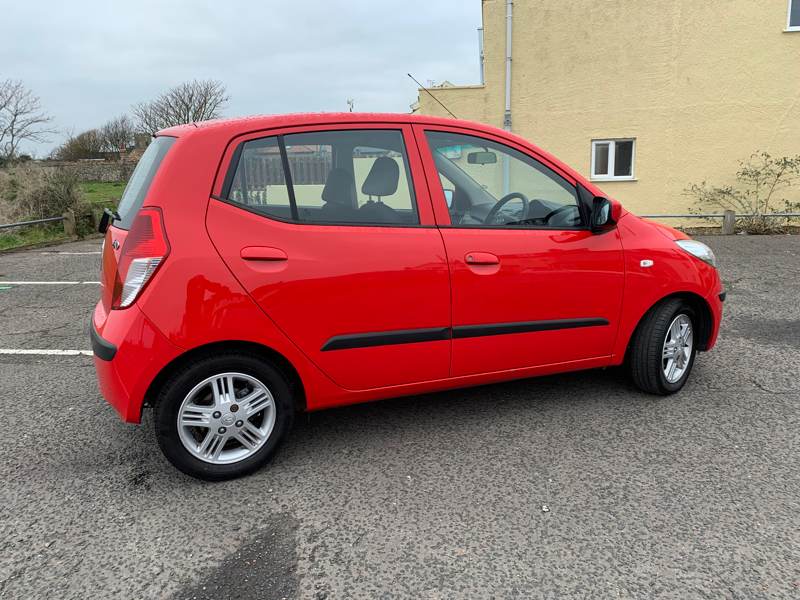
[80,181,125,206]
[0,224,69,251]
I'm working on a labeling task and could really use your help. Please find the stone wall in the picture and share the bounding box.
[31,159,133,183]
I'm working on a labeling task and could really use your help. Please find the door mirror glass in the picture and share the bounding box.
[591,196,613,230]
[443,188,454,208]
[467,151,497,165]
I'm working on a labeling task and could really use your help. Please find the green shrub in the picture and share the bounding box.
[685,152,800,234]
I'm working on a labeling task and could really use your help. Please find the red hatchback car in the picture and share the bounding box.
[91,113,723,479]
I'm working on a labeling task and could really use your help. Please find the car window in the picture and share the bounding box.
[115,136,176,230]
[227,136,293,221]
[424,131,582,228]
[225,129,418,225]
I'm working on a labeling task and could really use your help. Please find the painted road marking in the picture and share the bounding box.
[0,349,93,356]
[39,251,101,255]
[0,281,101,285]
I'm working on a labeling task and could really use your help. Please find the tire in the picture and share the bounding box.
[629,298,697,395]
[154,353,295,480]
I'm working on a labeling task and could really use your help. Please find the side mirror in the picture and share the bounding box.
[590,197,614,232]
[467,151,497,165]
[443,189,454,208]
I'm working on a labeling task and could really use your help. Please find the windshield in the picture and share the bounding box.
[115,136,176,230]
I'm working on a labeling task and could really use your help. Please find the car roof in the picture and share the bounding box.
[158,112,507,139]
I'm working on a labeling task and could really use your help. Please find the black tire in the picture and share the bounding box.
[154,352,294,480]
[629,298,697,395]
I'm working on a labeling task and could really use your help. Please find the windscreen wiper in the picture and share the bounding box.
[98,207,121,234]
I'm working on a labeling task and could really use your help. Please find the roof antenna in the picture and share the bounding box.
[408,73,458,119]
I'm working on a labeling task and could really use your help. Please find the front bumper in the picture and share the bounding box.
[91,302,182,423]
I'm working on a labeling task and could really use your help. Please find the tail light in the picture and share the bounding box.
[112,207,170,309]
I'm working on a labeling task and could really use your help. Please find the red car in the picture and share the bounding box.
[91,113,723,480]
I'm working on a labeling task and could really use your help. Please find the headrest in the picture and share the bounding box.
[321,168,355,206]
[361,157,399,197]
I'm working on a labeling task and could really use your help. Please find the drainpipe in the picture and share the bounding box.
[503,0,513,132]
[503,0,513,194]
[478,27,485,85]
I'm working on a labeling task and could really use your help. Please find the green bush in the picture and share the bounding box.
[0,165,85,223]
[685,152,800,234]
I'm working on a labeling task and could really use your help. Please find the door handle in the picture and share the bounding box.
[240,246,288,261]
[465,252,500,266]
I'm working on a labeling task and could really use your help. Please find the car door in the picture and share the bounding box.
[206,124,451,391]
[414,125,625,377]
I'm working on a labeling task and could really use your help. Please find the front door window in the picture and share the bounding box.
[424,131,582,228]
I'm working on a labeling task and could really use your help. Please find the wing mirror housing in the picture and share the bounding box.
[590,197,616,233]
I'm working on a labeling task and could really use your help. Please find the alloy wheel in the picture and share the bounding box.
[662,314,694,384]
[176,372,276,464]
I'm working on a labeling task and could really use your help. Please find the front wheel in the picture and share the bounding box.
[154,353,294,480]
[629,299,697,395]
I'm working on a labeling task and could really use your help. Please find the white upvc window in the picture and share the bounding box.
[788,0,800,31]
[590,139,635,181]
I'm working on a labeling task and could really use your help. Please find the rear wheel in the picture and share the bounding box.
[629,299,697,395]
[154,353,294,480]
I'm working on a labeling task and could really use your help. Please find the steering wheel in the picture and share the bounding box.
[540,204,579,226]
[484,192,530,225]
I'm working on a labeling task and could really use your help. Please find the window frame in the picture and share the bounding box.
[590,138,636,182]
[788,0,800,31]
[416,125,588,231]
[214,123,434,228]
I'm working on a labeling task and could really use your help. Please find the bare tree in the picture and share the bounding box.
[0,79,54,160]
[100,115,136,152]
[132,79,229,134]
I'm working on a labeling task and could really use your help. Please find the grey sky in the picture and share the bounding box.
[2,0,482,156]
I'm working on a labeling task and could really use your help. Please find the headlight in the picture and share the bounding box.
[675,240,717,268]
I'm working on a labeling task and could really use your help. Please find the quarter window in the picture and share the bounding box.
[425,131,582,228]
[789,0,800,30]
[225,129,418,225]
[591,139,635,181]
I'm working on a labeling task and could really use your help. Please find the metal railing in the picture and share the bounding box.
[0,216,66,231]
[641,213,800,219]
[1,210,798,236]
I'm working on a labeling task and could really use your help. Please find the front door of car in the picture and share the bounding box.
[207,125,451,391]
[414,125,625,377]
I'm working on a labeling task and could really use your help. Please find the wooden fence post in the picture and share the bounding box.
[62,211,76,236]
[722,210,735,235]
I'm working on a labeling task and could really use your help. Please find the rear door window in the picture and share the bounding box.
[115,136,176,230]
[224,129,418,225]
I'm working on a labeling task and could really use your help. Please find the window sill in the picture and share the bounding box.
[784,27,800,32]
[590,176,637,182]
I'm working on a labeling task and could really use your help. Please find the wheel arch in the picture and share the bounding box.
[624,291,714,361]
[142,340,307,419]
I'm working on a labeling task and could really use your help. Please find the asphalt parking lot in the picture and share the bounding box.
[0,234,798,599]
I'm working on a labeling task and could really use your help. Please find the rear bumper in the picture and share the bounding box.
[91,302,182,423]
[90,322,117,361]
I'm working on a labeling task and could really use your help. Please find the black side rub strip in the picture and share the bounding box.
[321,327,451,351]
[452,318,609,339]
[90,323,117,361]
[320,318,609,351]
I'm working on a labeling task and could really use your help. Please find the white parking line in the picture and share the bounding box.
[0,281,101,285]
[39,251,101,255]
[0,349,93,356]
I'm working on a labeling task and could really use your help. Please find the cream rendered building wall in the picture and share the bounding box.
[416,0,800,219]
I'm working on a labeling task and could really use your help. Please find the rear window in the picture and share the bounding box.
[115,136,176,230]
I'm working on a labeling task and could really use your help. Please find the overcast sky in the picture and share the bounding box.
[2,0,482,156]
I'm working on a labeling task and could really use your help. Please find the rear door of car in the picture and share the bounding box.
[206,123,451,391]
